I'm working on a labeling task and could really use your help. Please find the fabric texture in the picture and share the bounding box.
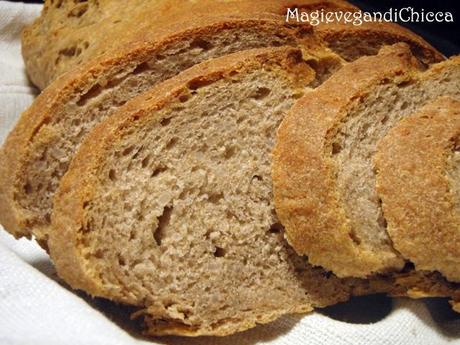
[0,2,459,344]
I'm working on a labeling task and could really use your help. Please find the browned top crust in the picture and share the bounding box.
[375,97,460,282]
[22,0,442,89]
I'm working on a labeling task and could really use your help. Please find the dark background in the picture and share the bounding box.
[352,0,459,56]
[4,0,460,55]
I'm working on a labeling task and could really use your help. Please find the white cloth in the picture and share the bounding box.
[0,2,459,344]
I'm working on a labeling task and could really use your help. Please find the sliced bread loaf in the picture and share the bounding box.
[1,18,337,244]
[273,43,460,278]
[47,46,460,335]
[22,0,443,89]
[48,47,357,336]
[375,97,460,282]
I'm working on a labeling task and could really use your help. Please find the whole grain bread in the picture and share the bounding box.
[48,47,356,336]
[48,47,460,336]
[22,0,443,89]
[5,3,432,247]
[273,43,460,278]
[375,96,460,282]
[1,17,339,245]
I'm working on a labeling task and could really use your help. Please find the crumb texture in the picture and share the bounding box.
[375,96,460,282]
[51,63,355,336]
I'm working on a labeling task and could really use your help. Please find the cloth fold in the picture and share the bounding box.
[0,2,459,344]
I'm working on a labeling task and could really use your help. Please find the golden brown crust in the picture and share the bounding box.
[375,97,460,282]
[22,0,442,89]
[273,43,422,278]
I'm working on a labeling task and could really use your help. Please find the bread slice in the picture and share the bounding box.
[22,0,443,89]
[48,47,357,336]
[375,97,460,282]
[273,43,460,278]
[2,16,340,244]
[21,0,356,89]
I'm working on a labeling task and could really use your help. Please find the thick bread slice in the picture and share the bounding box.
[1,18,338,244]
[21,0,356,89]
[49,47,358,336]
[375,97,460,282]
[22,0,443,89]
[273,43,460,278]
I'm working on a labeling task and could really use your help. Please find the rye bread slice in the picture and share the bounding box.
[273,43,460,278]
[375,97,460,282]
[48,47,358,336]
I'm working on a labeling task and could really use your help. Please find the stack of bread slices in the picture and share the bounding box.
[0,0,459,337]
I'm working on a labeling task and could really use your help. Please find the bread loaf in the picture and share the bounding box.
[48,46,460,335]
[49,47,358,336]
[375,96,460,282]
[273,43,460,278]
[22,0,443,89]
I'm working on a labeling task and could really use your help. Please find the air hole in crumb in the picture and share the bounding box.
[190,37,214,51]
[331,142,342,155]
[208,193,223,203]
[160,117,171,126]
[213,247,226,257]
[154,206,173,246]
[71,118,81,126]
[250,87,271,100]
[269,223,283,234]
[252,175,262,182]
[156,54,165,60]
[381,115,388,124]
[349,230,361,245]
[24,182,33,194]
[178,93,191,103]
[224,146,236,159]
[151,165,167,177]
[118,255,126,266]
[141,155,151,168]
[132,62,149,75]
[122,146,134,156]
[58,46,77,58]
[68,3,88,18]
[108,169,116,181]
[166,137,178,149]
[77,83,103,106]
